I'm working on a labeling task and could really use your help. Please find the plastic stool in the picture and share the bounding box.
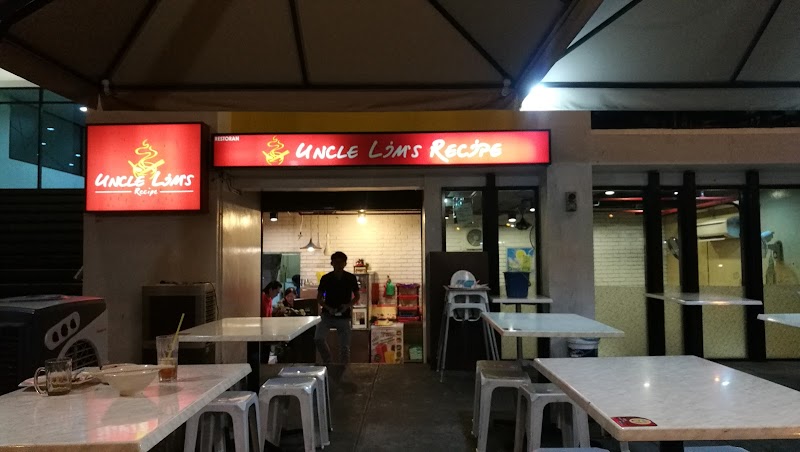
[619,444,748,452]
[514,383,590,452]
[184,391,261,452]
[473,360,531,452]
[278,366,331,442]
[533,449,609,451]
[259,376,322,452]
[439,298,500,382]
[685,447,749,451]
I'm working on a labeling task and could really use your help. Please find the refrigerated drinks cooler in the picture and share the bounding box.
[371,323,403,364]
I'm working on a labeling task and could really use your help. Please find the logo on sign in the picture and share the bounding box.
[262,136,289,165]
[94,139,196,197]
[128,140,165,178]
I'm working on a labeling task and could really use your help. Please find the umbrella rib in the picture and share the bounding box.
[427,0,511,81]
[3,34,94,86]
[562,0,645,58]
[729,0,782,82]
[0,0,55,35]
[287,0,309,86]
[102,0,162,82]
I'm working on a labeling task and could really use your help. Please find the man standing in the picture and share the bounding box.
[315,251,360,364]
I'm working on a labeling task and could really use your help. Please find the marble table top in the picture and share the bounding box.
[178,316,321,342]
[481,312,624,338]
[491,296,553,304]
[534,355,800,442]
[758,313,800,329]
[0,364,250,452]
[645,292,762,306]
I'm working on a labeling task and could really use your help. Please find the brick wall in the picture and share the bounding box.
[593,212,645,286]
[263,212,422,286]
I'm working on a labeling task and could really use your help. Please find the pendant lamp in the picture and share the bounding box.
[300,215,322,252]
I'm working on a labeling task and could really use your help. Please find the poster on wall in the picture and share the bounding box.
[85,123,207,212]
[213,130,550,168]
[507,248,534,272]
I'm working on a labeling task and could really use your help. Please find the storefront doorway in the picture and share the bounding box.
[260,190,424,364]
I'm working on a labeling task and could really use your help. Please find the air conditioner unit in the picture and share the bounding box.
[697,216,740,242]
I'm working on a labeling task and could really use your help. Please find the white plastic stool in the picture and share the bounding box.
[278,366,331,442]
[685,447,749,451]
[619,444,748,452]
[438,298,500,382]
[515,383,590,452]
[259,376,322,452]
[473,360,531,452]
[533,449,609,451]
[184,391,261,452]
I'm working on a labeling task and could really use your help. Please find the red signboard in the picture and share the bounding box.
[86,123,205,212]
[213,131,549,168]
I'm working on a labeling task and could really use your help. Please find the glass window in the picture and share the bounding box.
[443,190,483,252]
[0,103,37,188]
[498,189,538,359]
[760,188,800,358]
[0,88,39,103]
[0,88,86,188]
[593,188,647,357]
[696,188,745,359]
[40,104,85,187]
[498,189,537,297]
[661,189,683,355]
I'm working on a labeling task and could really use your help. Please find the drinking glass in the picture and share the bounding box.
[34,358,72,396]
[156,335,178,382]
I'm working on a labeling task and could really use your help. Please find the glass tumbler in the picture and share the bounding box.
[155,335,178,382]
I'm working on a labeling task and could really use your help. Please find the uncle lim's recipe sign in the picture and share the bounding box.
[212,130,550,167]
[86,123,205,212]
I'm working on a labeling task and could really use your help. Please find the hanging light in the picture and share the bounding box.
[299,215,322,251]
[269,212,278,222]
[357,210,367,224]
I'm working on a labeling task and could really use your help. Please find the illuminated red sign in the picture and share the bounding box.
[213,131,549,167]
[86,123,205,212]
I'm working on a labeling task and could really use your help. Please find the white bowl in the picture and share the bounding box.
[98,366,159,396]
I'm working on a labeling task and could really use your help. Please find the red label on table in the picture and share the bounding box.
[612,417,657,427]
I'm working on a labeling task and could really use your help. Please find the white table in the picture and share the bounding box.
[534,355,800,452]
[490,297,554,359]
[481,313,624,360]
[180,316,320,391]
[491,296,553,308]
[0,364,250,452]
[758,313,800,329]
[645,292,762,306]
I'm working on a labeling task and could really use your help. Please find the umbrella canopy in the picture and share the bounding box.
[527,0,800,110]
[0,0,599,111]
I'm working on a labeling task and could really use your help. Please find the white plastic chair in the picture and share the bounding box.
[184,391,261,452]
[473,360,531,452]
[514,383,590,452]
[259,376,322,452]
[278,365,332,443]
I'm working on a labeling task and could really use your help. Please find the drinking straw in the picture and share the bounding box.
[167,313,185,359]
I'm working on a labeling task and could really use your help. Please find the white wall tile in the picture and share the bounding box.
[263,212,423,286]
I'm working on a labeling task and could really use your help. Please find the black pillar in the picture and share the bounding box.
[483,174,500,297]
[740,170,766,360]
[678,171,703,357]
[644,171,666,356]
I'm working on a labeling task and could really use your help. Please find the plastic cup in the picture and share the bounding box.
[155,335,178,382]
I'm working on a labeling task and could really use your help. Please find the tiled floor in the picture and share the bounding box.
[268,360,800,452]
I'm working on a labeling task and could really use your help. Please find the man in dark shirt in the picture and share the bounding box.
[315,251,360,364]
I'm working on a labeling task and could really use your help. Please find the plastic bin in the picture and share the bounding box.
[503,271,530,298]
[567,338,600,358]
